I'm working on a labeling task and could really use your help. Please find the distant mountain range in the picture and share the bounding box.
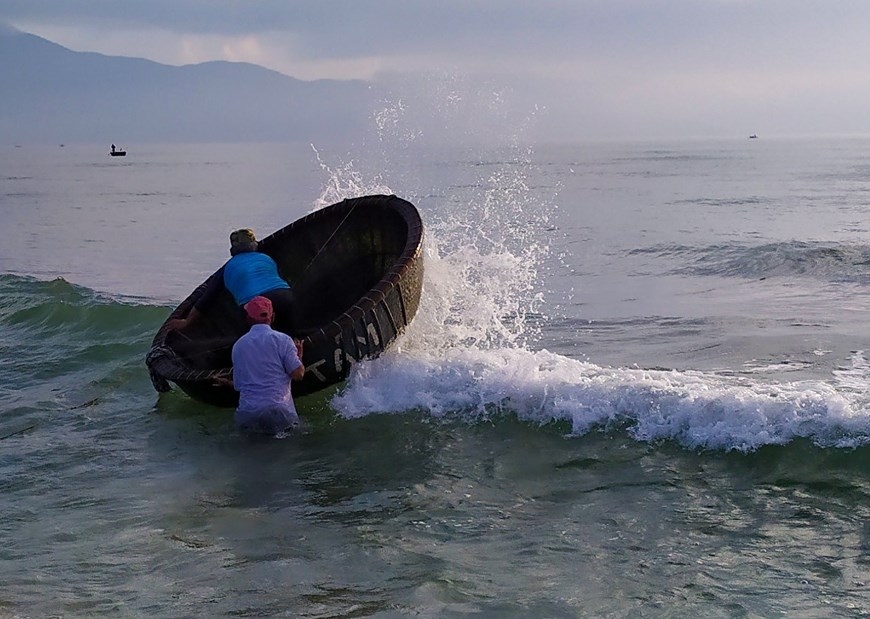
[0,25,380,144]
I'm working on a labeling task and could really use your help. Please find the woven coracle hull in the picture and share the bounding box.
[146,194,424,408]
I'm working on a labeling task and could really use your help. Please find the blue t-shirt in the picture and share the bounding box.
[223,252,290,305]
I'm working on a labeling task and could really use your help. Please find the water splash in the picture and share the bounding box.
[319,85,563,423]
[310,82,869,453]
[309,144,393,210]
[313,78,553,354]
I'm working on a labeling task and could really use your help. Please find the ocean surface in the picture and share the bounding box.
[2,135,870,617]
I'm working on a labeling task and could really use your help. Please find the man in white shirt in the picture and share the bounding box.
[226,295,305,434]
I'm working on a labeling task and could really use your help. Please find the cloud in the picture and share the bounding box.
[4,1,870,139]
[5,1,869,80]
[3,1,865,63]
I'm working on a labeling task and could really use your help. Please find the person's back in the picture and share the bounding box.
[223,251,289,306]
[166,228,297,336]
[230,296,304,435]
[233,323,298,411]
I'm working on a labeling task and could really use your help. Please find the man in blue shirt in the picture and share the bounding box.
[222,295,305,435]
[167,228,298,335]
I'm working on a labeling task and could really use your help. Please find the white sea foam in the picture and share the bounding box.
[321,167,870,451]
[314,103,870,453]
[335,342,870,451]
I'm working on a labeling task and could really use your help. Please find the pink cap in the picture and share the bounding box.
[244,296,273,323]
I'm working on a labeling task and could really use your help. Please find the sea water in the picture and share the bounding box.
[2,135,870,617]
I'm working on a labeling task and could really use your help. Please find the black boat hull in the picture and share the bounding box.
[146,194,424,408]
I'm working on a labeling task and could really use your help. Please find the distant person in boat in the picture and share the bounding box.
[216,296,305,435]
[111,144,115,154]
[166,228,297,334]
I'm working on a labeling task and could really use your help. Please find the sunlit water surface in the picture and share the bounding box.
[2,137,870,617]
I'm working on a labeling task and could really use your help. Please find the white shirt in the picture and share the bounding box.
[231,323,303,415]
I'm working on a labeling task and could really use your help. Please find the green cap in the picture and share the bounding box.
[229,228,258,255]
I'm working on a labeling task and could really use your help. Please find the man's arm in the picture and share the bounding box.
[166,306,202,332]
[285,339,305,380]
[213,374,234,388]
[166,267,225,332]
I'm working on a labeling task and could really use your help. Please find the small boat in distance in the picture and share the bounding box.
[109,143,127,156]
[146,194,425,408]
[749,134,758,139]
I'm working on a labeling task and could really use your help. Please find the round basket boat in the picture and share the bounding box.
[146,194,424,408]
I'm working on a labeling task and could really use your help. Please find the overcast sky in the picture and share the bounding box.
[4,1,870,141]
